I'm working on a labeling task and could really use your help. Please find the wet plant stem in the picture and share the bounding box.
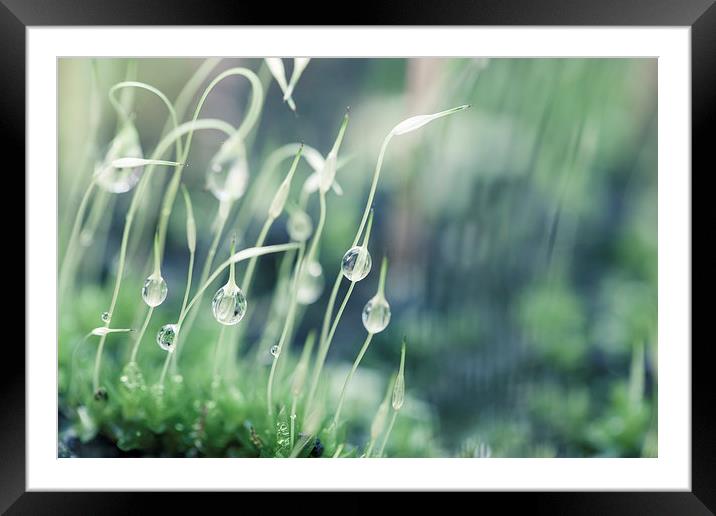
[91,120,233,392]
[377,411,399,458]
[267,243,306,416]
[332,333,374,428]
[129,307,154,363]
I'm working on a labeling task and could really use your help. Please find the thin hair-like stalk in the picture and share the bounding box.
[91,120,233,393]
[306,210,374,413]
[315,105,469,400]
[267,242,306,416]
[331,333,374,429]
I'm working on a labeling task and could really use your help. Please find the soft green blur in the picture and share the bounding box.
[58,58,656,458]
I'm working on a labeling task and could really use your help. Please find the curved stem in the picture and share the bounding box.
[174,206,228,349]
[91,120,233,391]
[129,306,154,363]
[171,250,194,375]
[332,333,374,428]
[155,68,261,260]
[109,81,183,158]
[178,243,300,327]
[307,211,374,413]
[241,217,272,295]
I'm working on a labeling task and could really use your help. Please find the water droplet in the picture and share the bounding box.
[341,246,372,282]
[270,345,280,357]
[94,388,108,402]
[287,210,313,242]
[207,153,249,202]
[156,323,178,352]
[142,275,168,307]
[101,311,111,323]
[95,123,144,193]
[296,261,324,305]
[362,295,392,334]
[211,283,247,325]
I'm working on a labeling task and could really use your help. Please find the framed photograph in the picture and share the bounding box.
[6,0,709,511]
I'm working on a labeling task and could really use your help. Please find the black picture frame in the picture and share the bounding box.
[3,0,709,512]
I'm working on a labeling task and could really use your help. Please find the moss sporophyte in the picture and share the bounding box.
[60,58,467,457]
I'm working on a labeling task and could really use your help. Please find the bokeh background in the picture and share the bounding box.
[59,58,657,457]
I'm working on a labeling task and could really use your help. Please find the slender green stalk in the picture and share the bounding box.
[178,243,300,327]
[91,120,233,392]
[174,205,229,348]
[212,325,228,380]
[241,218,272,293]
[159,350,172,386]
[156,67,262,259]
[331,333,374,428]
[332,444,344,458]
[129,307,154,363]
[290,397,298,449]
[376,411,398,458]
[306,210,374,413]
[166,58,222,135]
[315,106,469,399]
[242,145,303,296]
[366,374,396,458]
[171,184,197,374]
[267,243,306,415]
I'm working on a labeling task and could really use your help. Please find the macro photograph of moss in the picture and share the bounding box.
[58,57,657,458]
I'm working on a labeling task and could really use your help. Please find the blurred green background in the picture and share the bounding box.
[59,58,657,457]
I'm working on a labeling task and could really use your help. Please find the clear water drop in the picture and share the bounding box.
[362,295,392,334]
[142,274,168,307]
[95,160,143,194]
[296,261,324,305]
[270,345,280,357]
[211,283,247,325]
[341,246,372,282]
[95,123,144,193]
[287,210,313,242]
[207,153,249,202]
[101,311,111,323]
[156,323,178,352]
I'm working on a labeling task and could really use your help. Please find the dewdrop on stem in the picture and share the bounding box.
[207,135,249,202]
[142,233,168,307]
[286,208,313,242]
[211,236,248,325]
[296,260,324,305]
[268,144,303,221]
[362,257,391,334]
[341,209,374,282]
[94,121,144,193]
[156,323,178,352]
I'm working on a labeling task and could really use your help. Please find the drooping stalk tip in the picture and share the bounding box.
[268,144,303,221]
